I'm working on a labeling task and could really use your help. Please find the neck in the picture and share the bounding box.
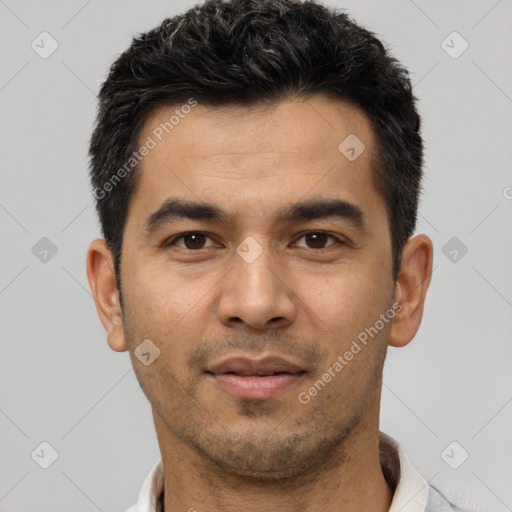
[153,396,393,512]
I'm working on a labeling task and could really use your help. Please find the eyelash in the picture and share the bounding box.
[164,231,344,251]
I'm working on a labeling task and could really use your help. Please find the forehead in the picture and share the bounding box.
[141,96,374,168]
[126,96,383,230]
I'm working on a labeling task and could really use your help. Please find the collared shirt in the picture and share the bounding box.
[125,432,458,512]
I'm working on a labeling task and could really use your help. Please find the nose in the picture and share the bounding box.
[215,241,297,330]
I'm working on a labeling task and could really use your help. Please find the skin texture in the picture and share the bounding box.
[87,96,433,512]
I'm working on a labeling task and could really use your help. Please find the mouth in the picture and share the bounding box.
[205,356,307,400]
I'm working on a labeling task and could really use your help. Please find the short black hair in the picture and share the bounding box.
[89,0,423,302]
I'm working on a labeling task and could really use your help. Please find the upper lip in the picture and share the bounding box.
[206,356,305,376]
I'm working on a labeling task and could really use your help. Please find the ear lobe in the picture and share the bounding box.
[388,234,433,348]
[86,239,128,352]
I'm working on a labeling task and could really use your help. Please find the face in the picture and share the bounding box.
[115,96,398,478]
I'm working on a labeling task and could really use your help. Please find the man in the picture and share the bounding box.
[85,0,460,510]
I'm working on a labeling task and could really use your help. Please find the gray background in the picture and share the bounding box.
[1,0,511,511]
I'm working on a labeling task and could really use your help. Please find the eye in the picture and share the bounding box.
[294,231,342,249]
[165,232,215,250]
[164,230,343,251]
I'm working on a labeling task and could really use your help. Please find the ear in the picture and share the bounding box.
[388,234,433,348]
[86,239,128,352]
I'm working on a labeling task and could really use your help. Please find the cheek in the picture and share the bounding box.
[121,260,217,369]
[298,268,390,338]
[124,259,194,323]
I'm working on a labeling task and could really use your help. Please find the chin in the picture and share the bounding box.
[184,419,355,483]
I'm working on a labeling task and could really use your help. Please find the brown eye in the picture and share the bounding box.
[166,232,214,250]
[296,232,340,249]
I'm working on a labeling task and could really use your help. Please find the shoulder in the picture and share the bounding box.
[427,485,466,512]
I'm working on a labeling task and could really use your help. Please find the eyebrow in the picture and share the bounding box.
[143,196,365,234]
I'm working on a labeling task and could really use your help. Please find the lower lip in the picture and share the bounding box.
[209,373,305,400]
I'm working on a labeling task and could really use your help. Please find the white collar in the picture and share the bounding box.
[380,432,430,512]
